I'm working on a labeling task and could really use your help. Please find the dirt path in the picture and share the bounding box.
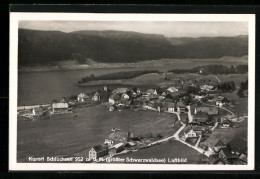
[210,75,221,83]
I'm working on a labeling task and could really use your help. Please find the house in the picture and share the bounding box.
[92,92,100,101]
[89,145,108,160]
[185,136,199,146]
[32,107,43,116]
[167,87,178,93]
[193,112,208,124]
[208,155,225,165]
[109,106,115,111]
[146,89,158,95]
[194,94,206,100]
[218,148,238,164]
[103,84,108,92]
[194,106,219,115]
[104,139,114,146]
[109,93,121,104]
[221,120,234,128]
[121,93,130,99]
[192,126,204,135]
[238,153,248,164]
[106,131,128,144]
[167,103,176,113]
[108,142,125,155]
[216,96,230,107]
[200,85,214,91]
[124,141,137,148]
[148,93,159,100]
[118,99,133,107]
[183,126,197,140]
[77,93,90,102]
[200,135,225,153]
[176,101,186,113]
[165,93,179,102]
[52,103,69,113]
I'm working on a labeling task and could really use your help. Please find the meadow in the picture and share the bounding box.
[17,104,177,162]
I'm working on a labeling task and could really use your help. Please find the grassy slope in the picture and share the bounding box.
[17,105,177,162]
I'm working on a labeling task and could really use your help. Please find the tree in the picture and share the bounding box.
[69,94,77,101]
[52,99,58,103]
[186,86,200,94]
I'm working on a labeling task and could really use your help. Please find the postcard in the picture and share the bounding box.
[9,12,255,171]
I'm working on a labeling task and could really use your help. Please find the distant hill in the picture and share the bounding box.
[18,29,248,66]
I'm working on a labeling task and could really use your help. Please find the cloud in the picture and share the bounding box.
[19,21,248,37]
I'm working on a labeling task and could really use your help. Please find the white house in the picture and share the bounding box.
[200,85,214,91]
[167,87,178,93]
[32,107,43,116]
[183,126,197,140]
[121,93,130,99]
[167,103,176,113]
[104,139,114,147]
[52,103,69,113]
[89,145,108,160]
[77,93,90,102]
[92,92,100,101]
[216,96,230,107]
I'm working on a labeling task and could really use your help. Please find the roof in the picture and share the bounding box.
[194,112,208,122]
[167,102,176,108]
[126,141,137,147]
[167,87,178,93]
[165,93,179,101]
[93,145,107,153]
[148,93,158,99]
[107,131,128,143]
[195,106,219,115]
[93,92,100,96]
[186,137,198,145]
[200,85,214,90]
[217,96,229,102]
[176,101,186,108]
[109,93,121,100]
[146,89,157,94]
[112,88,130,94]
[112,142,124,149]
[77,93,90,98]
[183,126,193,134]
[33,107,43,112]
[203,135,221,148]
[192,126,204,131]
[52,103,68,109]
[220,148,237,159]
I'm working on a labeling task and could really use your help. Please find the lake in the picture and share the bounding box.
[18,67,142,106]
[18,57,247,106]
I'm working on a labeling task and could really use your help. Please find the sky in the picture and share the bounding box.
[19,21,248,37]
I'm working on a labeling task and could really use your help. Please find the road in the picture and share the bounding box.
[210,75,221,83]
[187,105,193,123]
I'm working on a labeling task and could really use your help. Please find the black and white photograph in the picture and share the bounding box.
[9,13,255,171]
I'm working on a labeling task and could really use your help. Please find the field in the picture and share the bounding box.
[215,74,248,87]
[212,119,247,145]
[117,140,201,164]
[17,104,177,162]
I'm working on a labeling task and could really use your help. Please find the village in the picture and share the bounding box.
[17,71,248,165]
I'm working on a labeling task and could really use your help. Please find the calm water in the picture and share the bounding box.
[18,68,140,106]
[18,58,246,106]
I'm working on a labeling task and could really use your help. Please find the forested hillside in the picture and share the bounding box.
[18,29,248,66]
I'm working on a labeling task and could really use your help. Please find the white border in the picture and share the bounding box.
[9,13,255,171]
